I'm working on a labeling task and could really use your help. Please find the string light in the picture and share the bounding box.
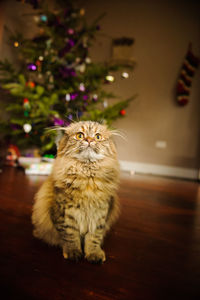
[80,8,85,16]
[14,41,19,48]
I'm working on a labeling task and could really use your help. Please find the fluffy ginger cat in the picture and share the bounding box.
[32,121,120,263]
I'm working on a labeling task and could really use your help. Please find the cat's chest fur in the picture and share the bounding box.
[66,201,109,235]
[53,161,114,234]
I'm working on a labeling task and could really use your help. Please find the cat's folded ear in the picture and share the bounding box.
[57,133,69,154]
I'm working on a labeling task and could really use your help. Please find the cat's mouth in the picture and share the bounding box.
[75,146,104,161]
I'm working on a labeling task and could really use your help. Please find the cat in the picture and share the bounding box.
[32,121,120,263]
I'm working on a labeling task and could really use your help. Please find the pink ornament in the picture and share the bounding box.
[67,28,74,35]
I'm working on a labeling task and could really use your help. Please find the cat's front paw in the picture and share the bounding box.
[85,249,106,264]
[63,248,83,262]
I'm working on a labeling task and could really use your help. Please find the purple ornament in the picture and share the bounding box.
[53,117,65,126]
[70,93,78,100]
[59,66,76,78]
[83,95,88,100]
[68,39,75,47]
[59,40,75,57]
[27,63,37,71]
[68,114,73,120]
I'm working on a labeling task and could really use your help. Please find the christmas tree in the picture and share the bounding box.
[0,0,134,154]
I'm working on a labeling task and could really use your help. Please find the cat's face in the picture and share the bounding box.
[58,121,116,162]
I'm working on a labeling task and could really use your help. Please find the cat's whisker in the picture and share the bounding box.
[110,130,127,141]
[45,126,68,134]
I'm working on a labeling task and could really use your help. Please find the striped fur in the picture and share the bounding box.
[32,121,120,263]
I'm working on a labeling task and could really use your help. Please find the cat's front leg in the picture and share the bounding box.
[61,219,83,262]
[84,226,106,264]
[51,198,83,261]
[62,232,82,261]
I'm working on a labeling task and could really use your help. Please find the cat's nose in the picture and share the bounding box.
[85,137,93,144]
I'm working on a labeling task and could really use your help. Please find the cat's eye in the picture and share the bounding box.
[76,132,84,140]
[95,133,102,141]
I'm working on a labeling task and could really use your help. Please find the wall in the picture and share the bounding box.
[1,0,200,176]
[83,0,200,172]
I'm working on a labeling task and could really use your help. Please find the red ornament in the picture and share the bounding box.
[23,98,29,103]
[120,109,126,116]
[26,81,35,88]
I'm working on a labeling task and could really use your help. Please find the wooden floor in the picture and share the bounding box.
[1,167,200,300]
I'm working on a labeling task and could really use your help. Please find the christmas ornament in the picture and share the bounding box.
[65,94,71,101]
[40,15,47,22]
[70,93,78,100]
[105,75,114,82]
[120,109,126,116]
[85,57,91,64]
[23,98,29,103]
[83,95,88,100]
[103,100,108,108]
[14,41,19,48]
[79,83,85,91]
[27,63,37,71]
[39,56,44,61]
[67,28,74,35]
[53,117,65,126]
[68,39,75,47]
[33,15,40,23]
[59,40,75,57]
[23,123,32,133]
[23,98,30,111]
[26,81,35,88]
[24,111,29,117]
[59,66,76,78]
[92,94,98,101]
[121,71,129,79]
[76,57,81,63]
[76,63,86,73]
[176,44,199,106]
